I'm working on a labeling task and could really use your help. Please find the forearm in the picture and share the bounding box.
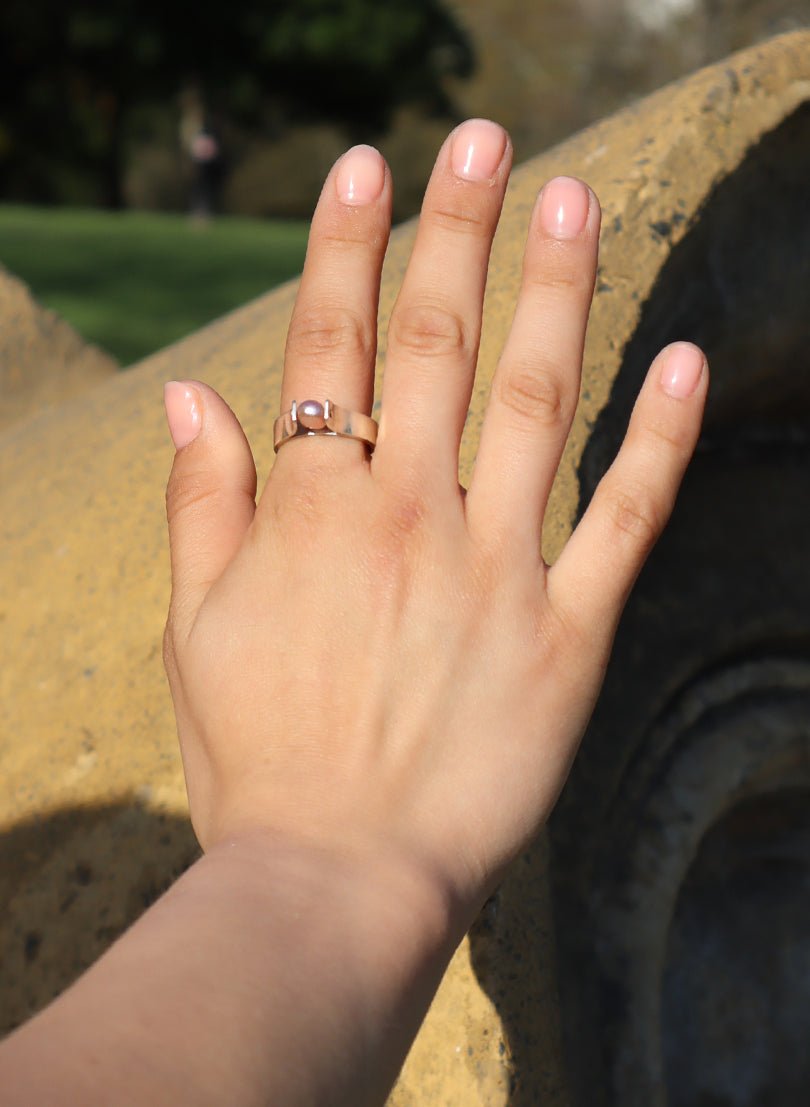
[0,833,456,1107]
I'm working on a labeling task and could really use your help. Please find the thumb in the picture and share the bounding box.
[163,381,257,641]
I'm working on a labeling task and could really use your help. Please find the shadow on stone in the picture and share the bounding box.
[0,802,199,1036]
[470,100,810,1106]
[664,789,810,1106]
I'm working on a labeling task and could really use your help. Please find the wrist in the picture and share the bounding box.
[200,828,461,1104]
[206,824,461,952]
[0,827,461,1107]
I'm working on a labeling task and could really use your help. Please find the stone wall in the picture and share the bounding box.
[0,266,116,432]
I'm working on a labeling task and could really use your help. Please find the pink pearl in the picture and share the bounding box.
[298,400,326,430]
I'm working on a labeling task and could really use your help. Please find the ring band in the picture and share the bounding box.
[273,400,378,453]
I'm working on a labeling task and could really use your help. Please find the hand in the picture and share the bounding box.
[162,119,707,926]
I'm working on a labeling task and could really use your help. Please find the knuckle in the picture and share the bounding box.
[467,542,510,605]
[162,614,186,677]
[266,462,362,548]
[166,471,222,521]
[384,475,429,543]
[267,466,325,532]
[528,257,594,298]
[528,604,574,675]
[428,202,490,237]
[361,471,431,581]
[388,302,470,361]
[537,269,593,298]
[286,305,374,363]
[285,470,324,519]
[641,413,693,456]
[528,233,597,294]
[496,363,569,427]
[601,482,663,549]
[162,619,178,671]
[541,593,589,661]
[319,224,381,249]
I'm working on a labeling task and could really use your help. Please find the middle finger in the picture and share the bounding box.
[376,119,512,487]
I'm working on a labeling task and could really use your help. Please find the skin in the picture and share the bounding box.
[0,120,707,1105]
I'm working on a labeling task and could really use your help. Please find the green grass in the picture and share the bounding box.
[0,206,309,366]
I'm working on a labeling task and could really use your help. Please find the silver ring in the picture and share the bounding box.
[273,400,378,453]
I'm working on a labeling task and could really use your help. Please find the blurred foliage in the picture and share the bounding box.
[0,0,472,208]
[5,0,803,221]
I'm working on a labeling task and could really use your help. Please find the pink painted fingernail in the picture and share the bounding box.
[659,342,706,399]
[335,145,386,205]
[451,119,507,181]
[164,381,202,449]
[538,176,591,238]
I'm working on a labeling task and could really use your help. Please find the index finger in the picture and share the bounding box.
[277,145,391,470]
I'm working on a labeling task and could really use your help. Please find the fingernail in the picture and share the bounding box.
[451,119,507,182]
[335,145,385,205]
[538,176,591,238]
[164,381,202,449]
[659,342,706,399]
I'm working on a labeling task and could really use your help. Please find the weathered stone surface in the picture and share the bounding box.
[1,29,809,1105]
[0,265,117,432]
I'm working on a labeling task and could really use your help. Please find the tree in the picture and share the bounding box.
[0,0,473,207]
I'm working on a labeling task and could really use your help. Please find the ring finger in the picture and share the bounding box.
[466,176,601,556]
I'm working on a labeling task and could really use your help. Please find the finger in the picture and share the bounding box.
[547,342,708,640]
[164,381,257,642]
[279,144,391,465]
[466,177,600,555]
[375,119,511,486]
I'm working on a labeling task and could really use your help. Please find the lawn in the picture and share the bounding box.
[0,206,309,366]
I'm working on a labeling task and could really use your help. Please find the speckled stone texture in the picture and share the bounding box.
[1,29,809,1105]
[0,265,117,432]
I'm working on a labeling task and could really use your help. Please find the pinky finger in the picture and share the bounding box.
[547,342,708,638]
